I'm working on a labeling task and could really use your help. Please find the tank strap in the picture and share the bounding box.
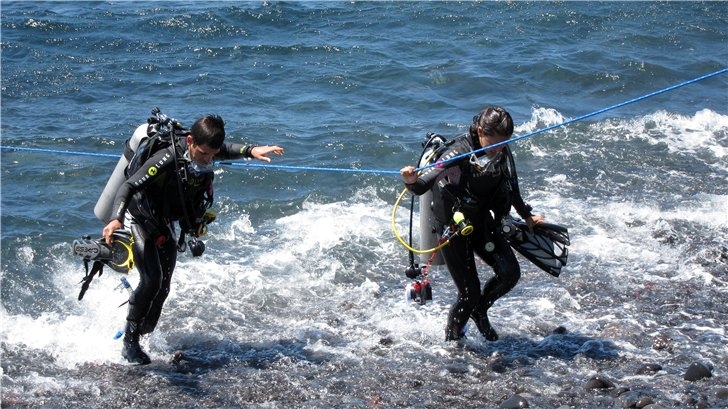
[123,139,134,161]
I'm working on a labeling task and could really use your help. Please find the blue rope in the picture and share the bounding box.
[216,161,401,175]
[415,67,728,172]
[0,146,119,159]
[0,146,401,175]
[2,68,726,175]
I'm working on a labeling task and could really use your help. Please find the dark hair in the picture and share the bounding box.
[468,107,514,147]
[190,115,226,149]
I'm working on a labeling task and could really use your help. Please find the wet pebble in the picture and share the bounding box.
[636,396,655,408]
[683,394,712,409]
[378,336,394,346]
[486,354,509,374]
[498,394,529,408]
[169,351,185,365]
[684,362,713,381]
[615,390,656,408]
[635,363,662,375]
[652,334,673,352]
[584,374,616,390]
[715,387,728,400]
[612,386,631,397]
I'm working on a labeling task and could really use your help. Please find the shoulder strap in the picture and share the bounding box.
[438,135,471,169]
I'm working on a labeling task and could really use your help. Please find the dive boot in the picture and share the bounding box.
[474,312,499,341]
[122,321,151,365]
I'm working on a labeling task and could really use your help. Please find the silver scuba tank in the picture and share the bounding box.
[418,134,446,265]
[93,124,148,222]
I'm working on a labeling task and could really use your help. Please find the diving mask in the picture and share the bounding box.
[469,151,503,174]
[184,151,214,175]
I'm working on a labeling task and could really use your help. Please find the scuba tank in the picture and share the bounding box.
[418,133,447,265]
[93,124,148,222]
[94,108,189,223]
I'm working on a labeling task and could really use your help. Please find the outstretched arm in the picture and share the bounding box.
[250,145,284,162]
[218,143,284,162]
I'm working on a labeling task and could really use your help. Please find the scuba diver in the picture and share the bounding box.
[400,106,542,342]
[101,113,284,364]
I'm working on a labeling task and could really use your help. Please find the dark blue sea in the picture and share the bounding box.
[2,2,727,408]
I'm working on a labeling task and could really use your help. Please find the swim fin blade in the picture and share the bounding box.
[506,217,569,277]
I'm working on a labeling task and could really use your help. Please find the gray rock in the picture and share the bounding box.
[498,394,529,409]
[585,374,616,390]
[684,362,713,381]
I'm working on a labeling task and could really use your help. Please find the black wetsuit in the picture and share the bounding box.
[405,134,533,340]
[110,139,255,335]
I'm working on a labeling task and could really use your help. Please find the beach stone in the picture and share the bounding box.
[498,394,529,408]
[378,336,394,346]
[612,386,631,397]
[486,354,509,374]
[552,326,568,334]
[614,390,640,407]
[169,351,185,365]
[683,397,711,409]
[614,390,655,408]
[684,362,713,381]
[585,374,616,390]
[636,363,663,375]
[652,334,673,352]
[636,396,655,408]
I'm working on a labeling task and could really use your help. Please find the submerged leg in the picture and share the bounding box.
[122,320,151,365]
[472,235,521,341]
[441,235,481,341]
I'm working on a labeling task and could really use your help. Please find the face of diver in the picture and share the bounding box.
[186,135,220,165]
[477,127,509,157]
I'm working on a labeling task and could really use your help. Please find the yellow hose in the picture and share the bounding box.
[391,187,450,254]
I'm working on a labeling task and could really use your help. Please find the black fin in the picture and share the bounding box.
[72,230,134,274]
[507,218,569,277]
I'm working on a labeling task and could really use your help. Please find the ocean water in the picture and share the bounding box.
[1,2,727,408]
